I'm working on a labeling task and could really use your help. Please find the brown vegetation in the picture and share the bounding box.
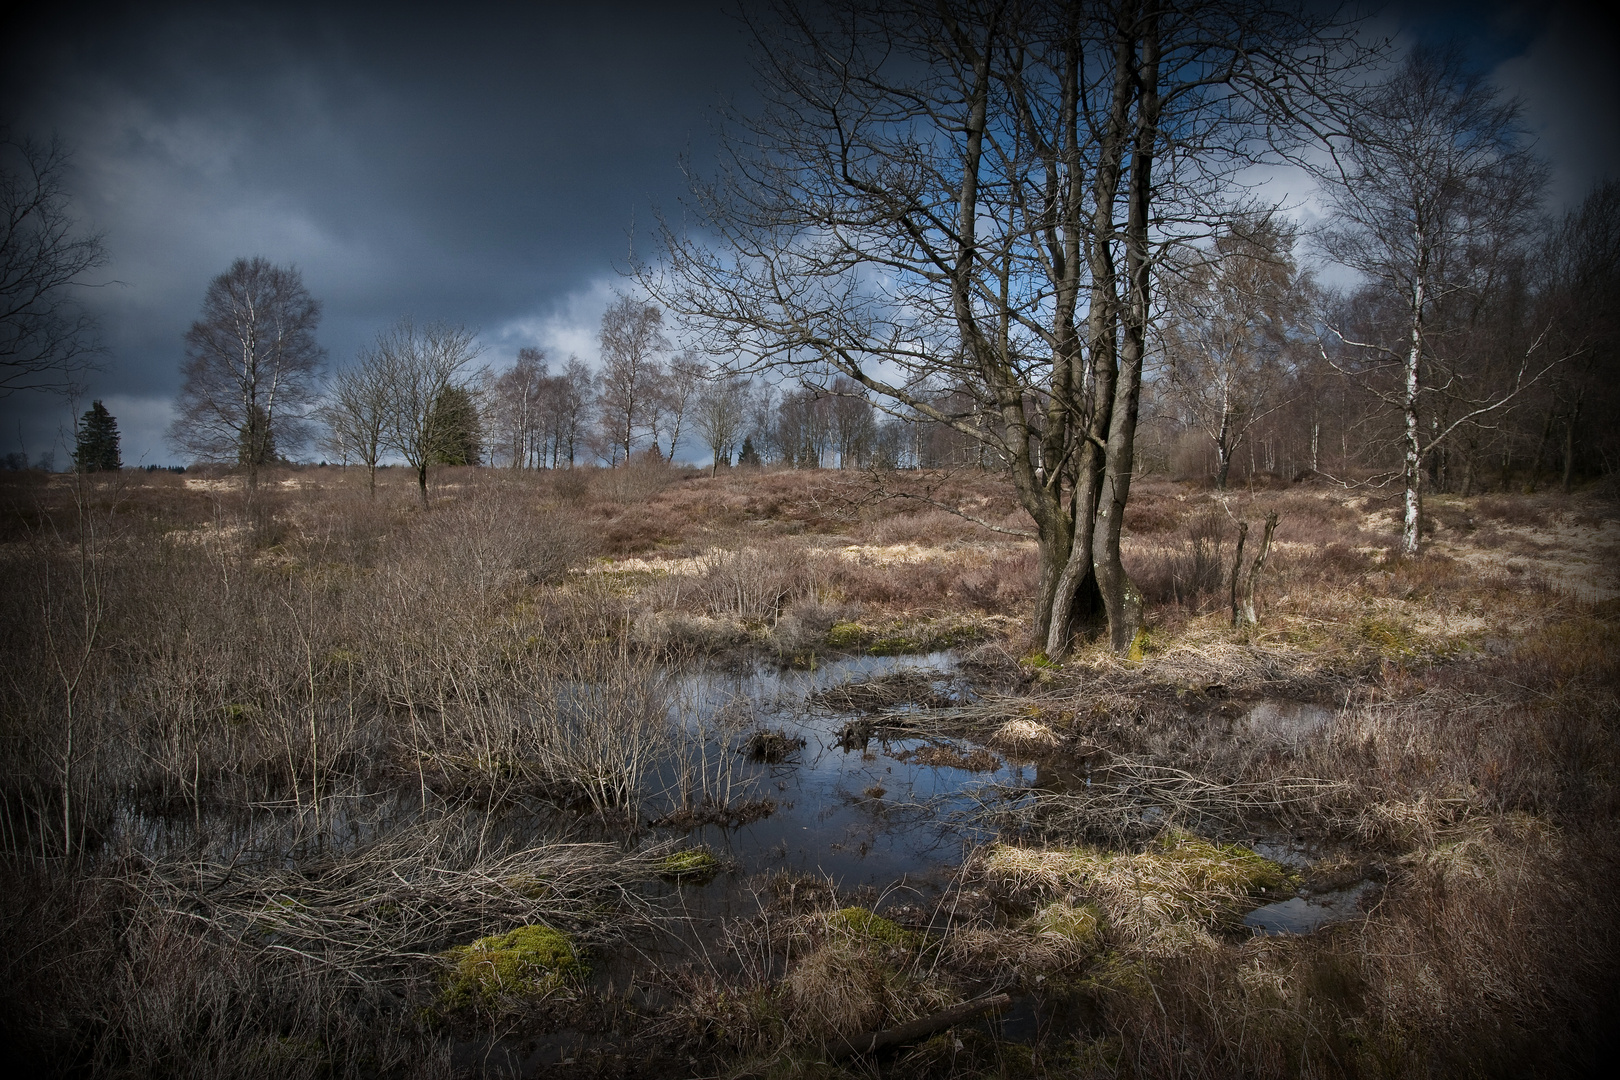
[1,462,1615,1077]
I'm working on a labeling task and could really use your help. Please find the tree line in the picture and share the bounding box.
[151,127,1620,524]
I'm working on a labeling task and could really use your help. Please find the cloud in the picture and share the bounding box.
[488,277,634,371]
[97,394,179,469]
[1492,4,1620,208]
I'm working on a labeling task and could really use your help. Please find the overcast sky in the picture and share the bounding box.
[3,0,1615,467]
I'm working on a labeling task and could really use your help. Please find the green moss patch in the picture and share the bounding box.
[1026,900,1103,949]
[440,924,586,1008]
[826,620,867,649]
[826,906,922,950]
[826,616,987,655]
[658,846,723,881]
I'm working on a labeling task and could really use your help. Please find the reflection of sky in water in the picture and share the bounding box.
[1244,882,1373,935]
[658,652,1029,903]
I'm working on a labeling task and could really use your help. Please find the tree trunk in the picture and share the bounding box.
[1240,511,1278,626]
[829,994,1011,1060]
[1228,519,1249,627]
[1094,4,1156,654]
[1401,274,1425,556]
[1562,391,1583,493]
[417,463,429,508]
[1524,404,1554,494]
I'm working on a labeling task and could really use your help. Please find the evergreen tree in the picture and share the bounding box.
[426,384,482,466]
[736,435,762,468]
[73,400,121,472]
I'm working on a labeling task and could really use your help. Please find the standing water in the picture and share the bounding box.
[654,651,1023,896]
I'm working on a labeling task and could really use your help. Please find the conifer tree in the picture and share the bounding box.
[426,384,482,466]
[73,399,120,472]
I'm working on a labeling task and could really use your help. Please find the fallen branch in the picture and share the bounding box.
[829,992,1012,1059]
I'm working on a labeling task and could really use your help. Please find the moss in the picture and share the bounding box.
[1026,901,1103,949]
[440,924,586,1008]
[1148,831,1295,897]
[826,620,868,649]
[659,846,723,881]
[1127,625,1151,663]
[500,873,552,899]
[1358,616,1416,657]
[1082,950,1154,1000]
[830,616,987,656]
[826,906,922,950]
[985,831,1295,932]
[866,635,917,656]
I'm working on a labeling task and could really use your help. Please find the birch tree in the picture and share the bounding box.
[169,257,324,493]
[1158,216,1314,488]
[319,353,390,495]
[1315,45,1550,554]
[372,318,483,507]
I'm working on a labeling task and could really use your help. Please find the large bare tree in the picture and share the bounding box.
[0,134,106,398]
[647,0,1367,656]
[168,257,324,493]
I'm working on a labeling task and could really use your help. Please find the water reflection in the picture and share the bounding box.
[656,651,1020,897]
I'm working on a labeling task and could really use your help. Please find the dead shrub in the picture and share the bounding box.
[1128,507,1230,609]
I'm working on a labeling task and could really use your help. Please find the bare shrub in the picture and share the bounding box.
[1128,506,1230,609]
[651,542,814,624]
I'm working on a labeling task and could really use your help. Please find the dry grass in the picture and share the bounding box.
[2,464,1616,1078]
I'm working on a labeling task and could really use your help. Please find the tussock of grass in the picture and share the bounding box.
[985,831,1293,949]
[991,717,1061,752]
[1026,900,1103,948]
[783,941,955,1045]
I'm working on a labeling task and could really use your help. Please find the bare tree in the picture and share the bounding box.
[1530,180,1620,492]
[654,351,704,462]
[318,354,390,496]
[488,346,548,467]
[549,357,595,467]
[1315,46,1553,554]
[168,257,324,493]
[597,296,667,465]
[1157,215,1314,488]
[373,318,483,507]
[1,134,106,397]
[829,376,876,468]
[647,0,1368,656]
[692,368,751,475]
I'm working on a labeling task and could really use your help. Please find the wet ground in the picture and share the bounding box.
[453,655,1386,1075]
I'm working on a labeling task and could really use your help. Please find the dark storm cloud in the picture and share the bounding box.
[1,0,1614,466]
[2,1,755,464]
